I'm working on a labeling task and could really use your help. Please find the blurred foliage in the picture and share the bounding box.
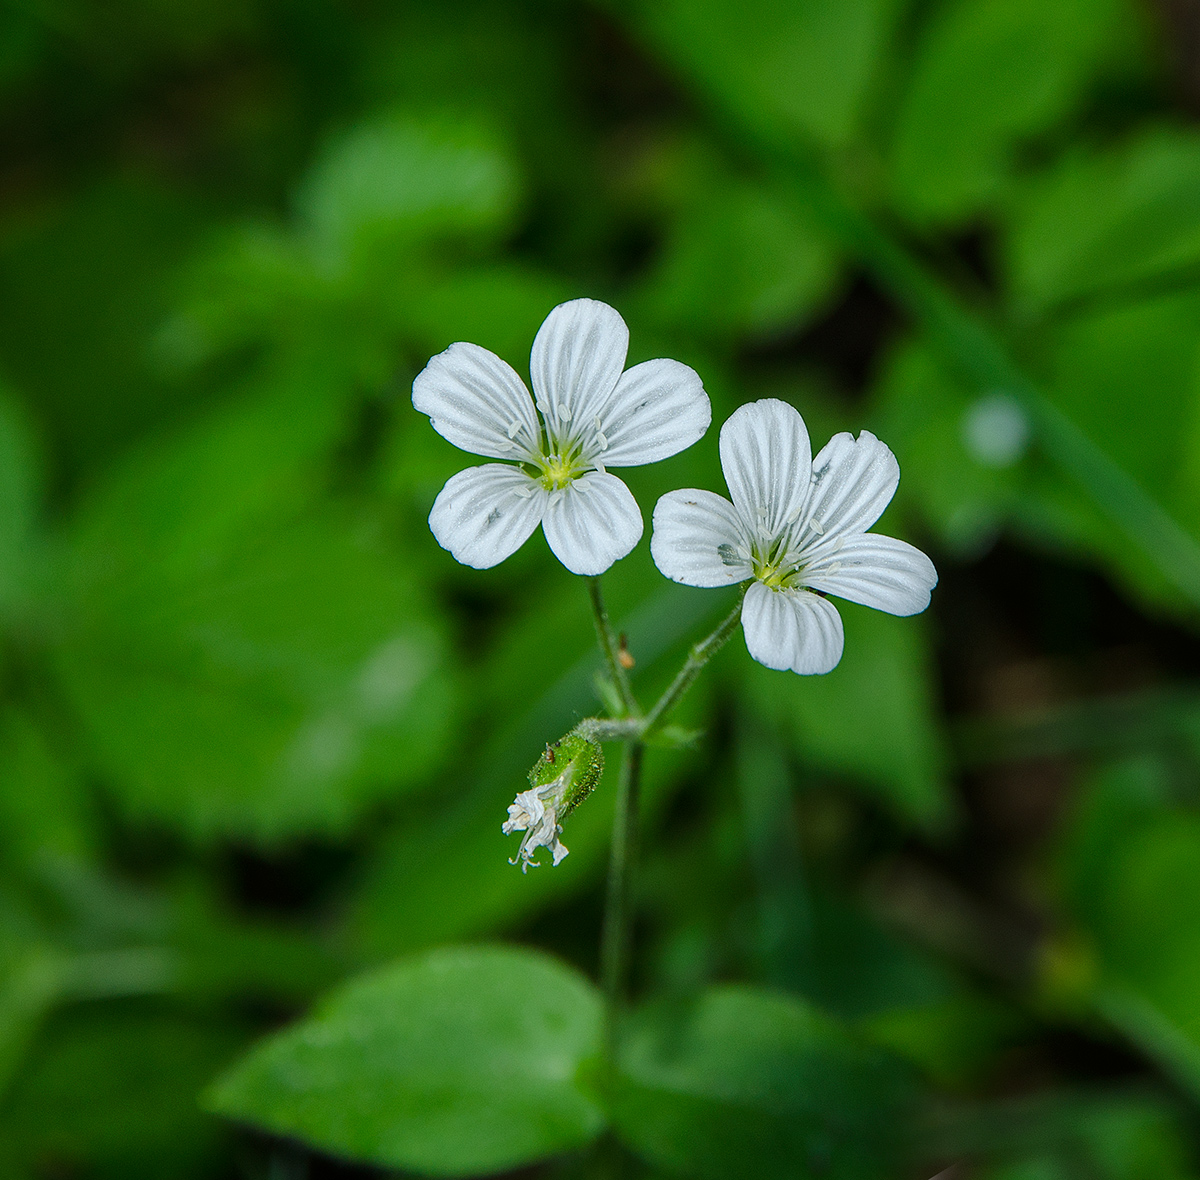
[5,0,1200,1177]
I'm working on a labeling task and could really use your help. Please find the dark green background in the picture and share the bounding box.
[5,0,1200,1176]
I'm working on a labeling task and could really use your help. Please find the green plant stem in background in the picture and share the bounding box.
[599,739,644,1075]
[765,145,1200,611]
[588,577,640,717]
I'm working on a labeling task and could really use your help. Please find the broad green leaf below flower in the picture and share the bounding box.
[207,945,606,1176]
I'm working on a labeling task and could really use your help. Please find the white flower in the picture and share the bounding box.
[413,298,711,576]
[502,774,570,872]
[650,398,938,675]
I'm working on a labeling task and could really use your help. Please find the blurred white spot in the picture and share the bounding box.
[356,636,426,719]
[963,393,1030,468]
[287,714,358,782]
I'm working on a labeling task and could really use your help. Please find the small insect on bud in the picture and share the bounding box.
[502,731,604,872]
[617,632,636,670]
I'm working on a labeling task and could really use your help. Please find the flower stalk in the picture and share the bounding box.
[587,576,639,718]
[599,739,644,1074]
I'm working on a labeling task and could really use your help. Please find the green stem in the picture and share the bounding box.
[757,140,1200,611]
[588,577,640,717]
[599,739,644,1073]
[642,592,746,737]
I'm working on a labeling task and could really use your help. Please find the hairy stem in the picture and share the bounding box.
[643,592,746,737]
[588,576,640,717]
[600,739,644,1074]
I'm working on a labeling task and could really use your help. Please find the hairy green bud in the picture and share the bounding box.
[502,729,604,872]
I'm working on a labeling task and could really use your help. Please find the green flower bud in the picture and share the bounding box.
[502,730,604,872]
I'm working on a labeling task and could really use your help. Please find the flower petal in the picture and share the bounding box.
[741,581,844,675]
[542,471,643,576]
[651,489,751,587]
[798,430,899,541]
[595,358,711,466]
[719,399,812,540]
[530,299,629,441]
[428,464,546,569]
[413,342,541,459]
[803,533,938,616]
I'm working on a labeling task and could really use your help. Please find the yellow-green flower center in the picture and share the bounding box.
[751,537,800,590]
[534,448,588,491]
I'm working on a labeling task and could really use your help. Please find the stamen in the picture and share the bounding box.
[597,432,608,450]
[811,517,824,535]
[506,420,522,439]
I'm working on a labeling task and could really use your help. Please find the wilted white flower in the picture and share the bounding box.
[502,774,571,872]
[651,398,937,675]
[413,298,711,576]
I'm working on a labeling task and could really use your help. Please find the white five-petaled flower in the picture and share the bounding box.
[502,774,570,872]
[651,399,938,675]
[413,298,711,576]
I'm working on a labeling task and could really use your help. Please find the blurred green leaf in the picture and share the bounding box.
[890,0,1129,222]
[0,709,95,868]
[1057,756,1173,930]
[1085,813,1200,1095]
[864,991,1028,1089]
[0,180,210,471]
[946,1090,1197,1180]
[637,173,838,341]
[873,340,1026,556]
[208,944,605,1176]
[296,110,522,267]
[54,370,458,842]
[0,388,39,620]
[1048,291,1200,510]
[0,1008,240,1180]
[634,0,900,147]
[612,985,919,1179]
[1007,129,1200,319]
[745,601,952,831]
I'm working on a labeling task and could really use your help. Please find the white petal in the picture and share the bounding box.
[798,430,899,541]
[428,464,547,569]
[803,533,937,616]
[719,399,812,540]
[741,581,844,676]
[650,489,751,587]
[413,342,541,459]
[542,472,643,576]
[595,358,711,466]
[530,299,628,440]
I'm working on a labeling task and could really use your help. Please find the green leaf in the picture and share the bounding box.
[1084,814,1200,1094]
[54,373,459,842]
[612,986,919,1179]
[0,388,38,620]
[634,0,901,147]
[208,945,605,1176]
[890,0,1129,222]
[746,601,953,831]
[0,179,210,472]
[295,111,522,266]
[637,174,838,340]
[0,709,95,868]
[0,1010,241,1180]
[872,340,1026,557]
[1007,129,1200,318]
